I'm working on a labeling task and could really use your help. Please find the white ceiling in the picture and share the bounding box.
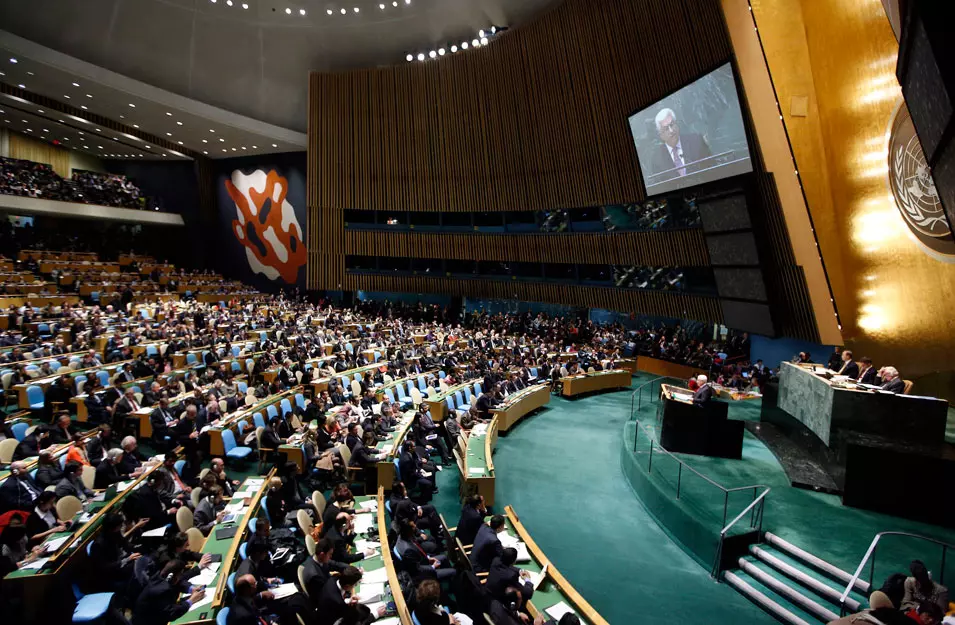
[0,0,560,133]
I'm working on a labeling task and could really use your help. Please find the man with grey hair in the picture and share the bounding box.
[692,374,714,405]
[878,366,905,393]
[651,107,712,181]
[119,436,145,477]
[94,448,126,488]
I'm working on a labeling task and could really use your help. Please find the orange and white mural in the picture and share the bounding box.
[225,168,306,284]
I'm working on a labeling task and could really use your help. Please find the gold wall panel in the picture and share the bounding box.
[749,0,955,386]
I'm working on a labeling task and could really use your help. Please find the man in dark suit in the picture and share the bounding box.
[150,397,178,443]
[878,366,905,393]
[455,494,489,546]
[132,560,204,625]
[836,349,859,379]
[123,473,174,529]
[227,574,273,625]
[85,380,113,426]
[487,548,535,603]
[398,441,435,501]
[48,412,76,444]
[470,515,506,572]
[650,108,712,184]
[94,449,126,489]
[44,375,74,423]
[112,388,141,432]
[0,461,42,513]
[692,375,714,405]
[858,357,877,385]
[301,538,335,609]
[316,566,379,625]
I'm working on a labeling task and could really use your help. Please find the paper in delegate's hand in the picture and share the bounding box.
[142,525,169,538]
[270,583,299,600]
[545,601,577,621]
[527,563,548,590]
[186,587,216,610]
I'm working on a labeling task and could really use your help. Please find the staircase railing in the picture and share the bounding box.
[628,375,770,577]
[711,486,770,578]
[839,531,955,616]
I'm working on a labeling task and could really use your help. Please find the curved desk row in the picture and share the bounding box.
[456,419,498,507]
[560,369,632,398]
[491,383,551,432]
[172,471,273,625]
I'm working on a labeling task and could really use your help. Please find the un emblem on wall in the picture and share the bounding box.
[888,105,955,259]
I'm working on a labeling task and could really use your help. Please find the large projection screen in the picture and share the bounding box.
[628,63,753,196]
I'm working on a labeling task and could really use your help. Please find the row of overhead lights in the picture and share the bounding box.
[209,0,251,9]
[406,27,503,62]
[328,0,411,14]
[5,56,284,158]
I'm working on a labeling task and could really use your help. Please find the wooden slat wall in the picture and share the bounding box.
[344,228,710,266]
[307,0,734,321]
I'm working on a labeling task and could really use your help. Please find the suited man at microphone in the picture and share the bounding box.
[650,108,712,182]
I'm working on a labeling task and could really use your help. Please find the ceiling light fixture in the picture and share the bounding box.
[272,143,278,147]
[479,30,485,38]
[17,84,24,89]
[177,121,183,126]
[72,82,79,87]
[252,145,257,149]
[354,7,360,12]
[166,132,172,136]
[9,58,17,64]
[480,37,488,45]
[166,112,173,116]
[451,45,457,52]
[178,141,183,145]
[202,139,208,143]
[81,105,87,109]
[340,8,346,14]
[204,151,208,154]
[300,8,306,15]
[461,42,468,49]
[438,48,446,56]
[209,128,215,132]
[285,7,291,14]
[133,124,139,128]
[472,39,479,47]
[86,94,92,98]
[241,146,247,150]
[242,2,249,7]
[417,53,425,61]
[379,3,384,8]
[128,103,135,107]
[226,0,232,5]
[406,54,413,62]
[37,109,43,113]
[219,138,224,142]
[327,9,332,14]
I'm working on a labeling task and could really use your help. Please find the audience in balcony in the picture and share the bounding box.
[0,157,152,210]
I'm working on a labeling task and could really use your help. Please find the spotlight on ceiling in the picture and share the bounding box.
[242,3,248,8]
[472,39,479,47]
[406,54,413,62]
[480,37,488,45]
[9,58,17,63]
[417,53,425,61]
[438,48,445,56]
[300,8,306,15]
[353,6,359,12]
[72,82,79,87]
[451,45,457,52]
[272,143,278,147]
[461,42,468,49]
[429,50,436,58]
[479,30,485,38]
[285,7,291,14]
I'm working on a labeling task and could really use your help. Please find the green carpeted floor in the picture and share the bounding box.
[428,377,955,625]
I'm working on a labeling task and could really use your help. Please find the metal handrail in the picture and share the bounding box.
[711,487,770,577]
[838,531,955,615]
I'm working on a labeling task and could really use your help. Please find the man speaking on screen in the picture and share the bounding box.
[650,108,712,182]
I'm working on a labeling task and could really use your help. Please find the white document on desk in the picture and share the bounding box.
[514,543,532,564]
[361,566,389,585]
[43,535,70,552]
[356,582,385,604]
[545,601,577,621]
[358,500,378,512]
[353,513,375,534]
[270,583,299,600]
[355,539,380,552]
[19,557,50,570]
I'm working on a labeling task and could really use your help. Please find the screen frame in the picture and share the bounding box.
[625,58,754,199]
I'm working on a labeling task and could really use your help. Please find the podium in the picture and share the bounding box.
[658,384,743,460]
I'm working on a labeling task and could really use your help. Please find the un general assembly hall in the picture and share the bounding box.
[0,1,954,624]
